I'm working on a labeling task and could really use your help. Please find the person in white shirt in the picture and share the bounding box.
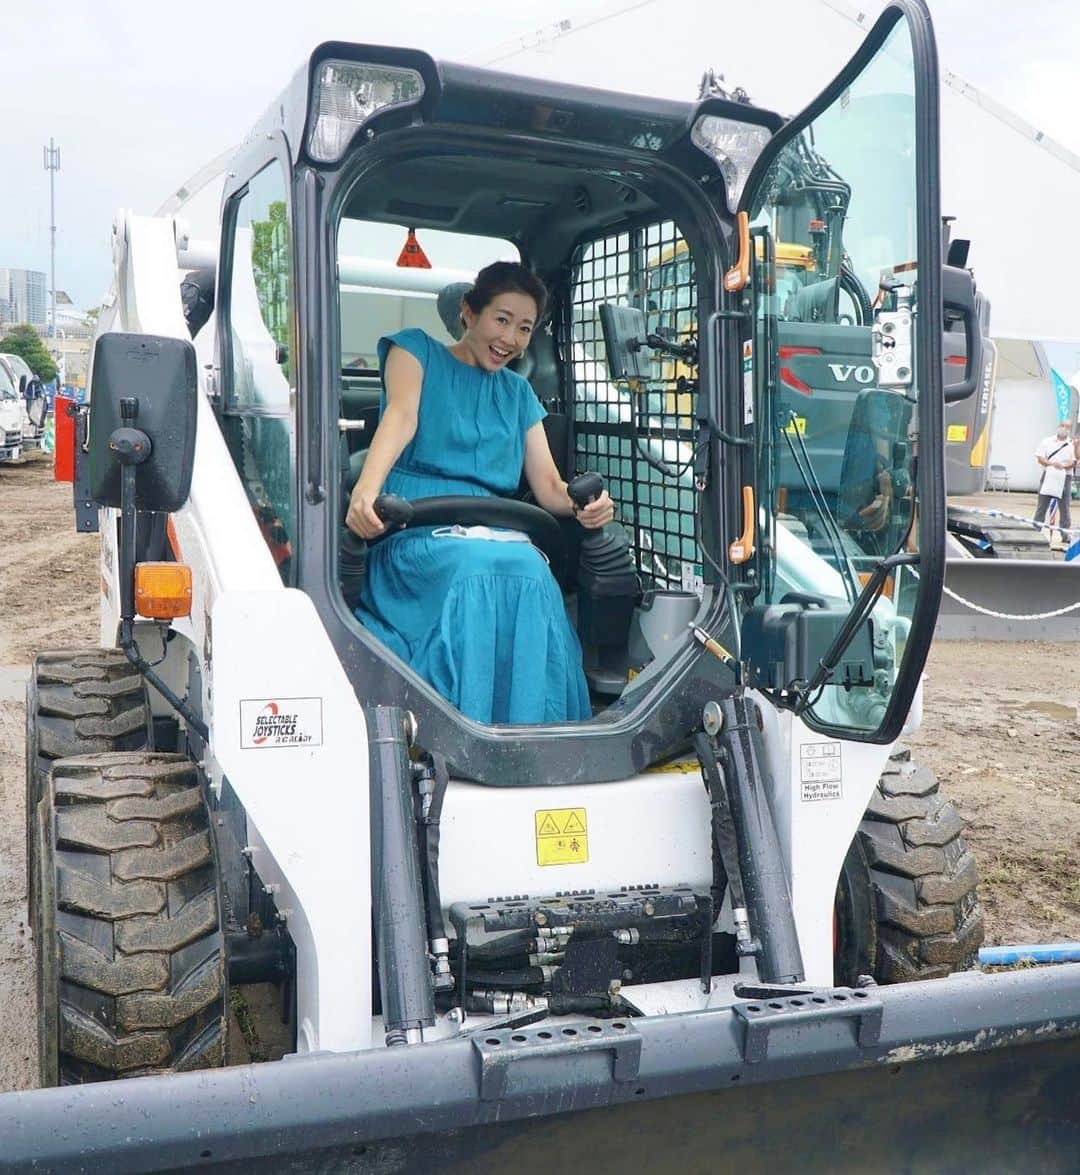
[1033,421,1076,538]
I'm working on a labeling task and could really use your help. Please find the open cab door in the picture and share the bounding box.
[734,0,943,742]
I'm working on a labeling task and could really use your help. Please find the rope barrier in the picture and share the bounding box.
[940,583,1080,622]
[909,565,1080,622]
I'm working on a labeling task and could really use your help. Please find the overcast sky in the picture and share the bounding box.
[1,0,1077,346]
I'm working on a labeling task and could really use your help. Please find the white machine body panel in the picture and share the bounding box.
[210,589,372,1053]
[437,771,714,912]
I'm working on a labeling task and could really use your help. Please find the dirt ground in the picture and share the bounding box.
[0,456,1077,1093]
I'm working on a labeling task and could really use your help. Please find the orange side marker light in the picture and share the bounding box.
[135,562,193,619]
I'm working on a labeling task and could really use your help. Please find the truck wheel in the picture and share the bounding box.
[835,749,984,985]
[26,650,152,924]
[32,751,227,1084]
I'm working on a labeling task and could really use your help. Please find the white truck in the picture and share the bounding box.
[0,361,26,462]
[0,352,48,458]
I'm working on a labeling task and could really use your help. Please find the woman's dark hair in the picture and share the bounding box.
[462,261,547,322]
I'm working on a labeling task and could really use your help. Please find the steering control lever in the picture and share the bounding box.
[373,493,416,531]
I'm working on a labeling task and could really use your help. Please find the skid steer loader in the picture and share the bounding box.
[9,2,1079,1170]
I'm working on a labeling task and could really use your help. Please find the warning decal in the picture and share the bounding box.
[800,742,842,802]
[534,808,589,866]
[742,339,754,424]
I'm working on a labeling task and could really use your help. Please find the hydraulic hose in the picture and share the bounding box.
[979,943,1080,967]
[420,754,449,944]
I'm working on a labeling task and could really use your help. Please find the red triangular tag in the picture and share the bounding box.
[396,228,432,269]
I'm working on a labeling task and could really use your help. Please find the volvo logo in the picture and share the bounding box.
[827,363,876,384]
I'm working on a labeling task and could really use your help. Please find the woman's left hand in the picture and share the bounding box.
[575,490,615,530]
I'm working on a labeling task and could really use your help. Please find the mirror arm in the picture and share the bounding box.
[792,551,918,714]
[112,397,209,742]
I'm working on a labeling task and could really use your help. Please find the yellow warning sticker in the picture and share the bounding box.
[644,757,700,774]
[946,423,969,443]
[535,808,589,866]
[785,416,807,436]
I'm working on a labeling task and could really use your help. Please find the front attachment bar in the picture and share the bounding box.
[3,964,1078,1173]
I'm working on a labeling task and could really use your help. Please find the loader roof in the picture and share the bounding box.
[241,41,782,172]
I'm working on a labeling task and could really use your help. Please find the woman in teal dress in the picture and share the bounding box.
[345,262,614,725]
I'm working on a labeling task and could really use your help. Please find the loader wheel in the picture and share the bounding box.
[26,649,152,924]
[835,748,984,985]
[32,751,227,1085]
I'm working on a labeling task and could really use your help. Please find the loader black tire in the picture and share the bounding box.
[835,748,984,986]
[26,649,153,925]
[31,751,227,1085]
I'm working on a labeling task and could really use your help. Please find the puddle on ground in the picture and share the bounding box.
[1003,699,1078,722]
[0,665,29,703]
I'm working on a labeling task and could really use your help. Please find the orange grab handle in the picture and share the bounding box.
[723,211,751,293]
[728,485,755,564]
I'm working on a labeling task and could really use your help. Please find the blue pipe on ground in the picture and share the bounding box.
[979,943,1080,966]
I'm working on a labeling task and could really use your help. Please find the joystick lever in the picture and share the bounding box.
[567,472,604,512]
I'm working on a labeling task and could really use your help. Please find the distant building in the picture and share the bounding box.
[0,268,47,329]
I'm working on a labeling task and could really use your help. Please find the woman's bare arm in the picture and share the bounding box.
[346,346,423,538]
[523,421,614,529]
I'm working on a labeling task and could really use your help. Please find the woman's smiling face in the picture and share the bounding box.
[458,291,537,371]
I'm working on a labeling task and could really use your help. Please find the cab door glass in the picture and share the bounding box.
[223,163,296,583]
[750,19,919,732]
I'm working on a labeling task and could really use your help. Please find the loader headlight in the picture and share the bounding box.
[690,115,772,214]
[308,61,425,163]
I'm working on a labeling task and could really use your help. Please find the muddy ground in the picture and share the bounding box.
[0,455,1077,1092]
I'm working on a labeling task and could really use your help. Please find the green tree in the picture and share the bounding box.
[250,200,290,351]
[0,324,58,383]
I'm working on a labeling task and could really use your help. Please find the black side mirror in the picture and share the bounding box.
[18,374,27,396]
[88,333,198,511]
[941,265,984,402]
[27,394,47,429]
[946,238,970,268]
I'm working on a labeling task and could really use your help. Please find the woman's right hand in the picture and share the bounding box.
[346,482,387,540]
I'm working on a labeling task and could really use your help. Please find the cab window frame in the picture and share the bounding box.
[217,143,301,586]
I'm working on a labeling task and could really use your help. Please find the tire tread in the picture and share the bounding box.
[34,752,227,1084]
[853,749,985,984]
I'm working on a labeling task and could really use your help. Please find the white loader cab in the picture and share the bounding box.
[25,7,1010,1149]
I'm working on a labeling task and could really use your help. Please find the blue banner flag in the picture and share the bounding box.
[1050,368,1073,423]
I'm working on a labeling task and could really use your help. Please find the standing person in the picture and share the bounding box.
[1033,420,1075,543]
[346,261,615,725]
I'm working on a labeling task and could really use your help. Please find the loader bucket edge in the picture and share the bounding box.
[3,965,1078,1174]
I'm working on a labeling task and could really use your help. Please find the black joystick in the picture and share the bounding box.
[372,493,415,532]
[565,471,639,697]
[567,471,604,513]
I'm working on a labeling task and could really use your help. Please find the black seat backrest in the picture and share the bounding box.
[542,412,570,481]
